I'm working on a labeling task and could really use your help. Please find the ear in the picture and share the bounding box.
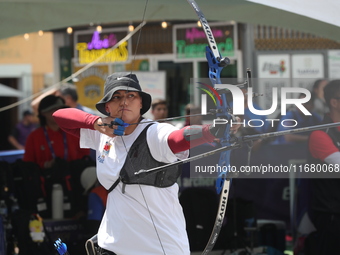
[104,103,110,113]
[330,98,338,108]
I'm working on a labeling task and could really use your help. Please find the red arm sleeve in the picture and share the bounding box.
[168,125,216,154]
[309,130,339,160]
[52,108,100,137]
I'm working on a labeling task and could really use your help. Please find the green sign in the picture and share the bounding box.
[174,22,236,59]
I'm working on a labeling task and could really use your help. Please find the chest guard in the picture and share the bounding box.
[108,124,181,193]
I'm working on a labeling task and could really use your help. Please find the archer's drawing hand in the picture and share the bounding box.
[94,117,127,137]
[111,118,126,136]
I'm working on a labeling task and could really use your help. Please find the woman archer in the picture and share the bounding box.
[53,72,239,255]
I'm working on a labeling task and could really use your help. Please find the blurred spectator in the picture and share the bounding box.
[307,79,340,254]
[312,79,329,118]
[31,83,98,116]
[8,110,37,150]
[151,98,168,121]
[174,103,202,130]
[57,83,98,115]
[23,95,90,169]
[81,166,108,237]
[273,92,321,144]
[184,104,202,126]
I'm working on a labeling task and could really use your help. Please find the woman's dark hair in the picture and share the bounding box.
[38,95,66,126]
[324,80,340,107]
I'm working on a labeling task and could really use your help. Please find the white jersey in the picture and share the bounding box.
[80,119,190,255]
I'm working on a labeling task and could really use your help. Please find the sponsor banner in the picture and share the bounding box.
[74,28,130,65]
[174,22,237,60]
[291,54,324,90]
[257,55,290,78]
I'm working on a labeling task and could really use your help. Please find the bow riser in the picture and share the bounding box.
[206,46,223,85]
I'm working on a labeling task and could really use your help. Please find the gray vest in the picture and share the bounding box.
[108,124,181,193]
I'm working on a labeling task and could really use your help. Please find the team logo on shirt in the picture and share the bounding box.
[97,141,112,163]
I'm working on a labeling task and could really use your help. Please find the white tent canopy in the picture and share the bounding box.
[0,84,24,97]
[249,0,340,28]
[0,0,340,41]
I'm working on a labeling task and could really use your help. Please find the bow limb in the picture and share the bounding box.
[202,179,231,255]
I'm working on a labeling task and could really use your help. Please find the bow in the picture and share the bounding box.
[186,0,235,253]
